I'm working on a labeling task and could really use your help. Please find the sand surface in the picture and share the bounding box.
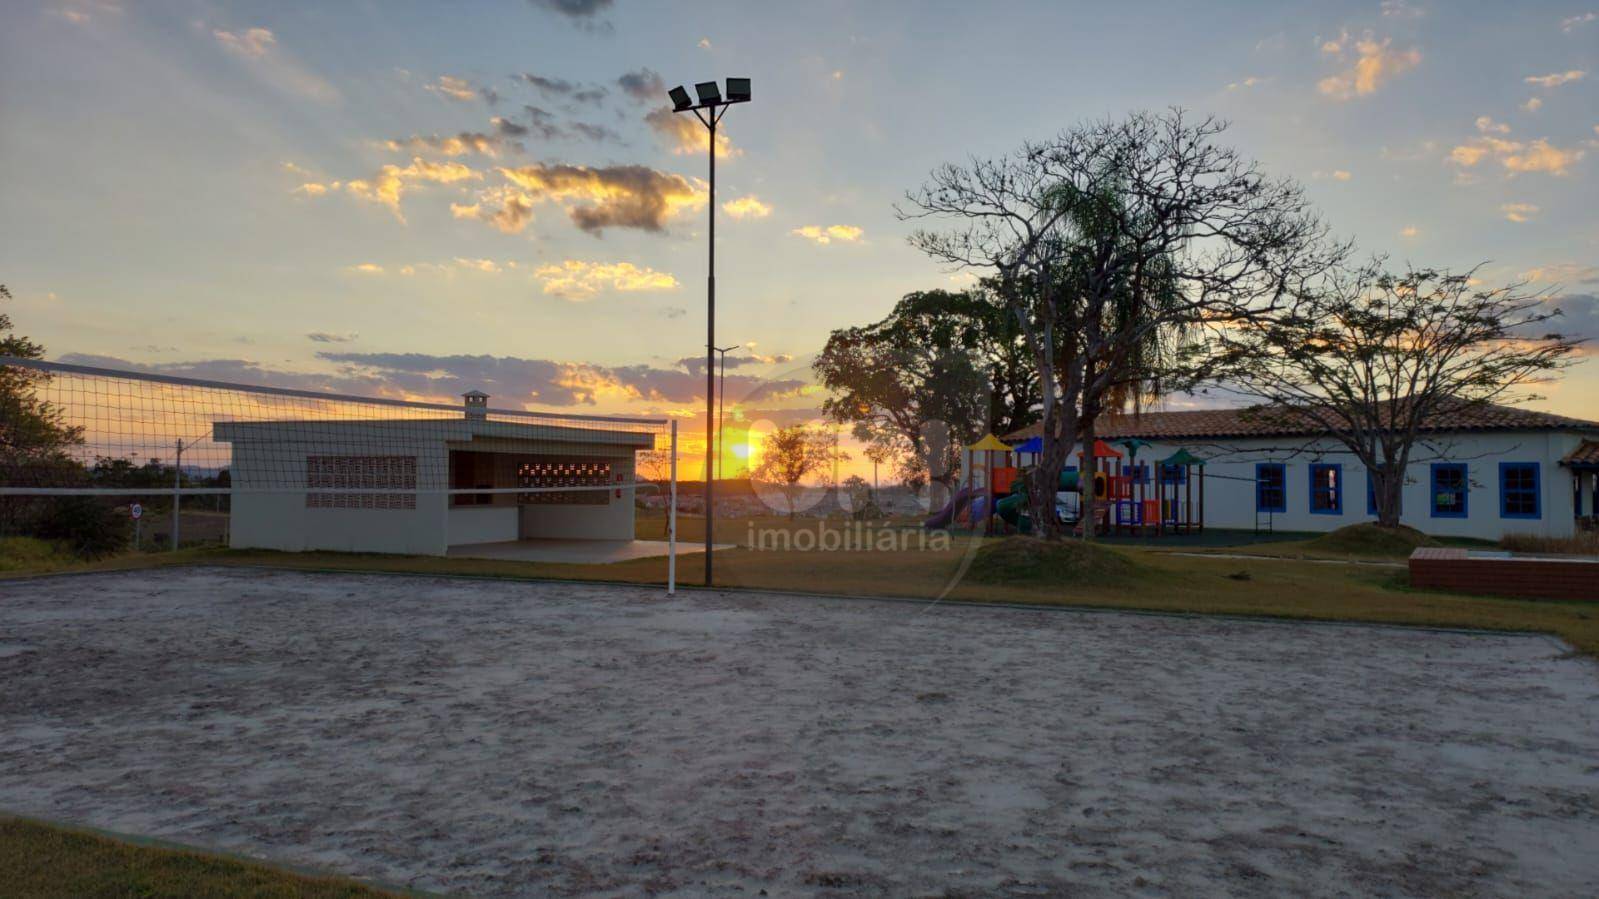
[1,567,1597,896]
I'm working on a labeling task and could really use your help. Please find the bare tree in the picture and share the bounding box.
[634,448,673,484]
[902,109,1341,538]
[1210,264,1583,527]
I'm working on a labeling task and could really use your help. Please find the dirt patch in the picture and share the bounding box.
[1303,523,1438,557]
[1,568,1597,896]
[966,535,1146,586]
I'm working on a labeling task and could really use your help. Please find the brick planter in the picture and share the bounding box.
[1409,547,1599,601]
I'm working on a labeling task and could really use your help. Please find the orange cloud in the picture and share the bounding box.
[425,75,478,101]
[495,163,705,233]
[791,224,863,245]
[532,261,681,300]
[384,133,516,158]
[1317,34,1421,99]
[1448,128,1584,177]
[723,195,771,219]
[451,186,536,234]
[644,107,739,157]
[1524,70,1586,88]
[344,157,481,221]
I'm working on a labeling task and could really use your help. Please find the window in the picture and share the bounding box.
[1367,467,1402,516]
[306,456,417,510]
[1255,463,1286,513]
[518,458,612,506]
[1499,462,1540,519]
[1431,463,1468,518]
[1309,463,1342,514]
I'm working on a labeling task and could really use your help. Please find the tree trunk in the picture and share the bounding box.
[1030,415,1073,540]
[1374,464,1403,529]
[1079,410,1098,542]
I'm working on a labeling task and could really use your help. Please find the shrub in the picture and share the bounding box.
[1499,531,1599,557]
[966,536,1147,587]
[1302,523,1437,557]
[28,497,127,558]
[0,536,72,572]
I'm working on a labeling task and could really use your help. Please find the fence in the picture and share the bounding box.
[0,355,680,592]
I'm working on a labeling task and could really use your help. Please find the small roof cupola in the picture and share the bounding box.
[462,390,489,420]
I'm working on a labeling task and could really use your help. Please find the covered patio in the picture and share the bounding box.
[1563,439,1599,530]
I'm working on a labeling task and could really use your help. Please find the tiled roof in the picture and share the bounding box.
[1564,440,1599,466]
[1003,401,1599,443]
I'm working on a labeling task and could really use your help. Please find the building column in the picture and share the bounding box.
[1586,471,1597,523]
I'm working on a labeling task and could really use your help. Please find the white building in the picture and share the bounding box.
[1007,403,1599,541]
[214,392,657,555]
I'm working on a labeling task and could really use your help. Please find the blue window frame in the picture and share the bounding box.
[1256,463,1286,513]
[1499,462,1540,519]
[1367,467,1402,516]
[1309,463,1342,515]
[1160,463,1187,485]
[1431,463,1468,518]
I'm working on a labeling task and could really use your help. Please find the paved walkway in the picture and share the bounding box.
[446,538,730,564]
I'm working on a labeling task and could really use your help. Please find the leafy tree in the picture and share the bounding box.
[903,110,1341,538]
[1211,264,1583,527]
[1,284,83,467]
[840,474,880,520]
[813,291,997,496]
[1,284,87,532]
[751,425,838,518]
[30,496,126,558]
[863,441,895,496]
[89,456,175,489]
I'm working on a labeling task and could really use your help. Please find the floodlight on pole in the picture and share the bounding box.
[667,77,750,588]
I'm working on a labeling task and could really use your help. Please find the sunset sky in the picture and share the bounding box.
[2,0,1596,477]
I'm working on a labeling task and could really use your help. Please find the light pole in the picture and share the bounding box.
[668,77,749,587]
[712,343,741,484]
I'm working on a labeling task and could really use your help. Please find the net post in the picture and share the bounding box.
[668,420,678,596]
[171,439,183,552]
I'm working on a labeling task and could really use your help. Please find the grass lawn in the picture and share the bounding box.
[0,816,400,898]
[0,537,81,574]
[4,515,1594,654]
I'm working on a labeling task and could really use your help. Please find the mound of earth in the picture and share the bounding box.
[1303,523,1439,557]
[966,536,1145,586]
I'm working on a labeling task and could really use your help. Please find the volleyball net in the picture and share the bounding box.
[1,355,679,576]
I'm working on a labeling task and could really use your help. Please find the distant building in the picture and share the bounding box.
[1006,403,1599,540]
[214,393,655,555]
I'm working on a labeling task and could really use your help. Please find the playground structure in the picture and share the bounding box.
[923,434,1205,537]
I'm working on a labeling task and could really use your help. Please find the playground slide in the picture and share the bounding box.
[922,485,978,529]
[995,491,1025,526]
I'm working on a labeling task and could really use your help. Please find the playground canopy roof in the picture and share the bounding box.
[1012,436,1043,454]
[1082,440,1124,459]
[1160,448,1207,467]
[967,434,1012,452]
